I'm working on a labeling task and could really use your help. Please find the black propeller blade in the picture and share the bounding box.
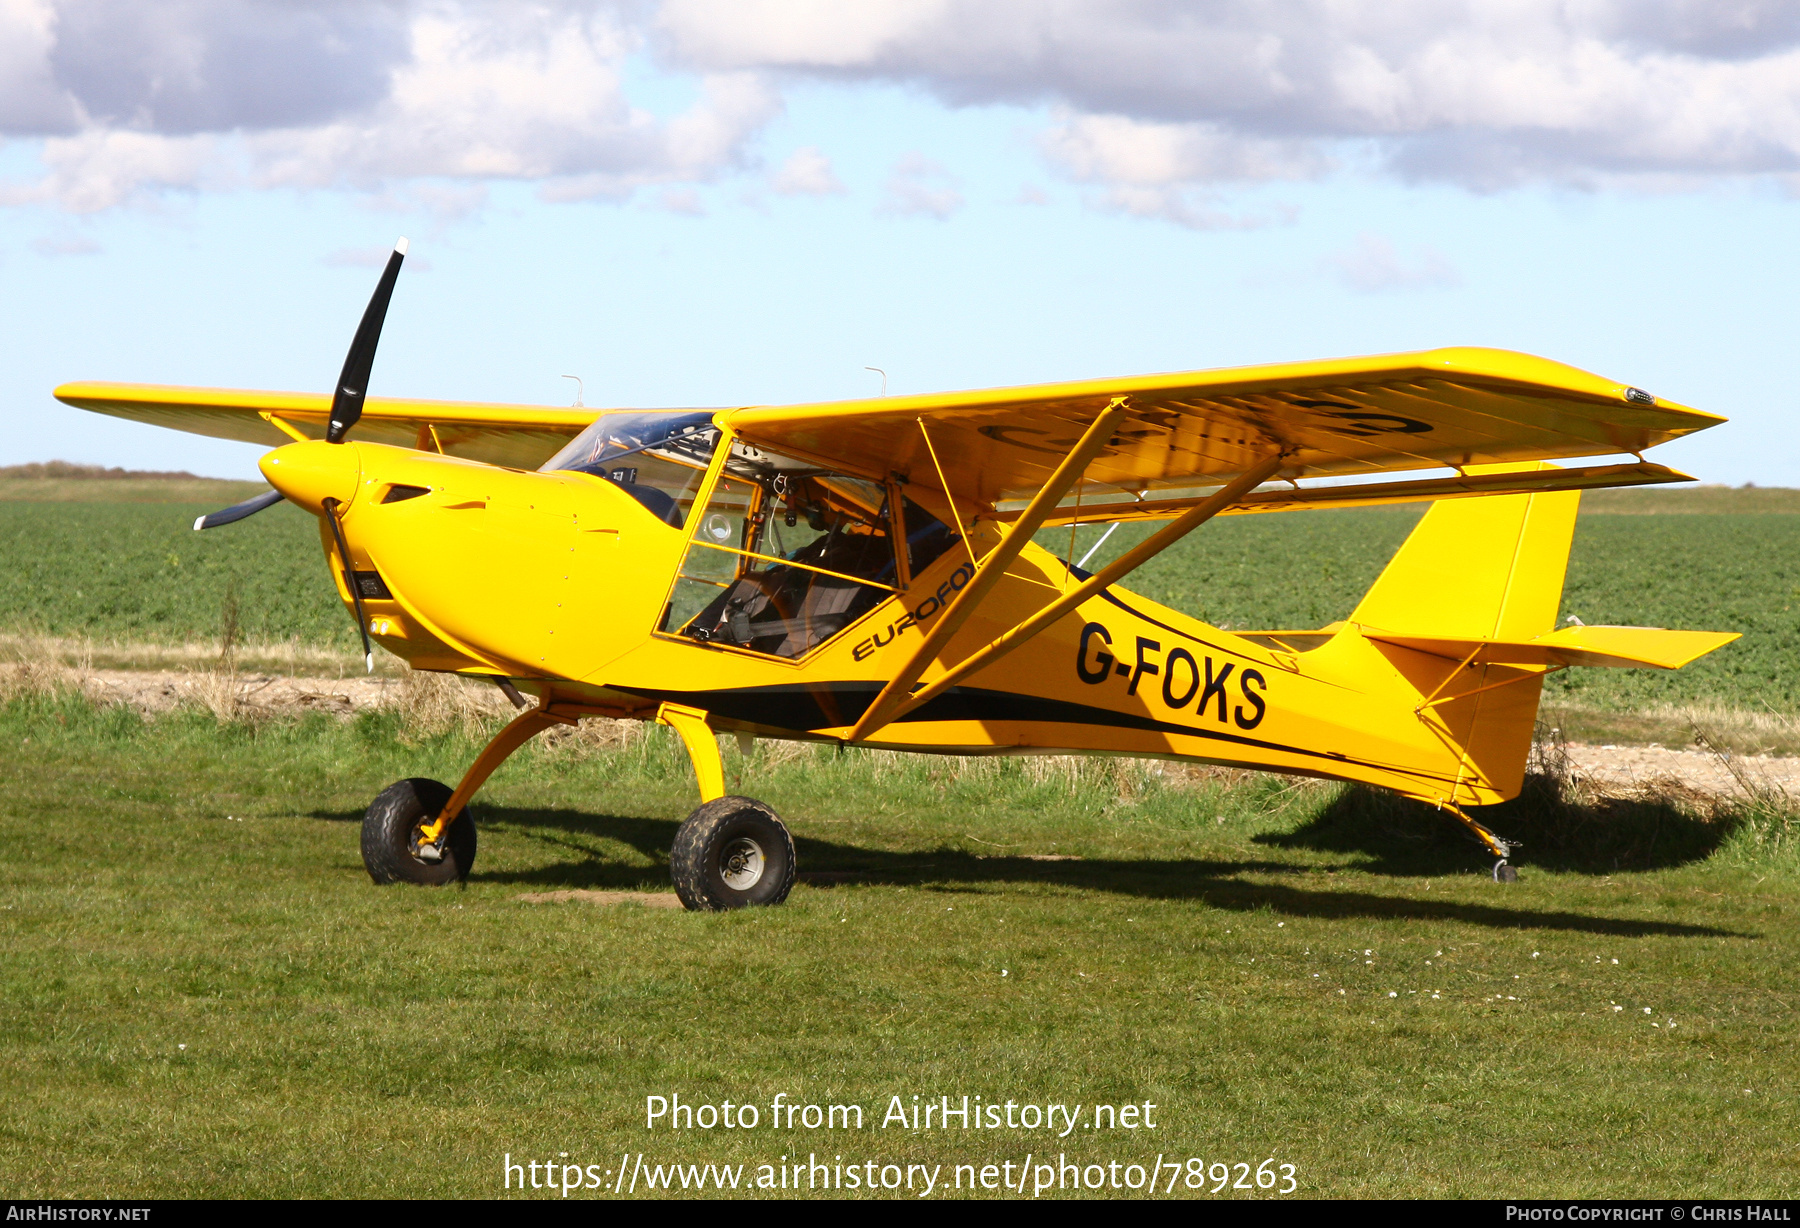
[326,236,407,443]
[192,487,284,532]
[321,496,374,674]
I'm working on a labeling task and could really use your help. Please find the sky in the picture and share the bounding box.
[2,1,1798,483]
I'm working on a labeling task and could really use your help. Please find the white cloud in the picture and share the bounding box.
[8,2,1800,218]
[880,151,962,219]
[1324,232,1460,293]
[656,1,1800,190]
[770,145,844,195]
[0,3,780,213]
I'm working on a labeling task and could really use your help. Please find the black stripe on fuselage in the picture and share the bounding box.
[615,680,1457,787]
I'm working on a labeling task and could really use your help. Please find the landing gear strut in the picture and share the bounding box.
[659,702,795,911]
[359,693,798,910]
[1438,800,1520,884]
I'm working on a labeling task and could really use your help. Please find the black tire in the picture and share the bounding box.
[361,778,477,886]
[670,796,795,911]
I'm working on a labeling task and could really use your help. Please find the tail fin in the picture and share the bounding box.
[1351,463,1579,806]
[1351,462,1578,640]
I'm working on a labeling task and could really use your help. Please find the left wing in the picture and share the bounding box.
[54,382,612,471]
[722,346,1725,514]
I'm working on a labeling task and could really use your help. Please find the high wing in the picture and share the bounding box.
[54,382,612,471]
[721,346,1725,518]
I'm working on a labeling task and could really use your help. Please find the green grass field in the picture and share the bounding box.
[4,476,1799,1198]
[2,694,1797,1199]
[7,480,1795,714]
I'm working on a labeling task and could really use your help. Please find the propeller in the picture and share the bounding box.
[193,488,285,532]
[191,235,409,533]
[327,237,407,443]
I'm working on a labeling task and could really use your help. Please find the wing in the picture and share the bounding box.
[54,381,609,471]
[722,347,1726,514]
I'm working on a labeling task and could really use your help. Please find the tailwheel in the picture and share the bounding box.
[361,777,477,885]
[1493,860,1519,883]
[670,796,795,911]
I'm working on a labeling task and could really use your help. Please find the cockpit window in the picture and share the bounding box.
[659,438,954,659]
[542,410,720,528]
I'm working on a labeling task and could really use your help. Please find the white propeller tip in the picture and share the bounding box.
[394,237,409,256]
[365,653,375,674]
[192,515,206,532]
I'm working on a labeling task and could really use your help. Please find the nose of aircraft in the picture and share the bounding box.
[261,440,362,514]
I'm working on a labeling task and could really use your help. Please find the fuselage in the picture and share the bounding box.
[263,437,1532,810]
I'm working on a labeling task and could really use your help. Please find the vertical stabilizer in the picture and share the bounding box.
[1350,463,1582,808]
[1351,462,1579,639]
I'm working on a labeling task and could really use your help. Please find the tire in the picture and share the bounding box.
[669,796,795,911]
[361,777,477,886]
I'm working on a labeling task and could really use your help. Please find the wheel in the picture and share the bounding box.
[361,778,477,885]
[1493,860,1519,883]
[669,796,795,911]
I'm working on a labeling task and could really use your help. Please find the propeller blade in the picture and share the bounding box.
[192,488,285,532]
[321,496,375,673]
[325,237,408,443]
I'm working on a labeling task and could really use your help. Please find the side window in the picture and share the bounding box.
[900,496,958,578]
[660,450,905,659]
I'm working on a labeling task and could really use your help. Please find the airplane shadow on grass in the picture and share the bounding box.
[1262,776,1744,880]
[309,796,1748,939]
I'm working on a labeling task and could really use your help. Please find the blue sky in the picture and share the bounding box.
[3,4,1798,483]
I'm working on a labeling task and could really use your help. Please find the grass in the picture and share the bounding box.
[2,690,1798,1198]
[5,489,1798,719]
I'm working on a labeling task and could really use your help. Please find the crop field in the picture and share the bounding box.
[3,479,1798,714]
[3,475,1799,1198]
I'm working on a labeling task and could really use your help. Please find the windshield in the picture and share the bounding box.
[542,410,719,476]
[542,410,721,529]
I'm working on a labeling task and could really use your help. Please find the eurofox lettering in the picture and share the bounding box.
[851,562,977,661]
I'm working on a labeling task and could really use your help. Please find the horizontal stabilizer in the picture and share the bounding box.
[1366,625,1740,670]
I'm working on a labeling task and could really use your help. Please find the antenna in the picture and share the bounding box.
[561,375,584,407]
[864,367,887,397]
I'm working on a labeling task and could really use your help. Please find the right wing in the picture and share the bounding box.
[55,381,613,471]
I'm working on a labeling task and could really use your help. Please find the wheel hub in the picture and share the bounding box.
[719,835,766,890]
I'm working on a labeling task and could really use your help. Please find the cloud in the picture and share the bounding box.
[656,0,1800,191]
[880,151,962,219]
[1323,232,1460,292]
[0,2,780,212]
[655,186,705,215]
[31,234,98,255]
[9,2,1800,220]
[770,145,843,195]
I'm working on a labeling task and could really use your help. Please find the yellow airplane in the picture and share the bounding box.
[56,240,1737,905]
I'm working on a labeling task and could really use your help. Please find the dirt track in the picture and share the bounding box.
[72,669,1800,802]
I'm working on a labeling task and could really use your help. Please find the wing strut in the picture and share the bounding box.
[848,397,1133,741]
[849,451,1286,742]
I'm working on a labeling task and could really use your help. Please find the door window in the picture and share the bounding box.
[661,442,953,659]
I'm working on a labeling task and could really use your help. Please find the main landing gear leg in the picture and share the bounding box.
[658,703,795,912]
[361,702,572,885]
[1438,800,1519,884]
